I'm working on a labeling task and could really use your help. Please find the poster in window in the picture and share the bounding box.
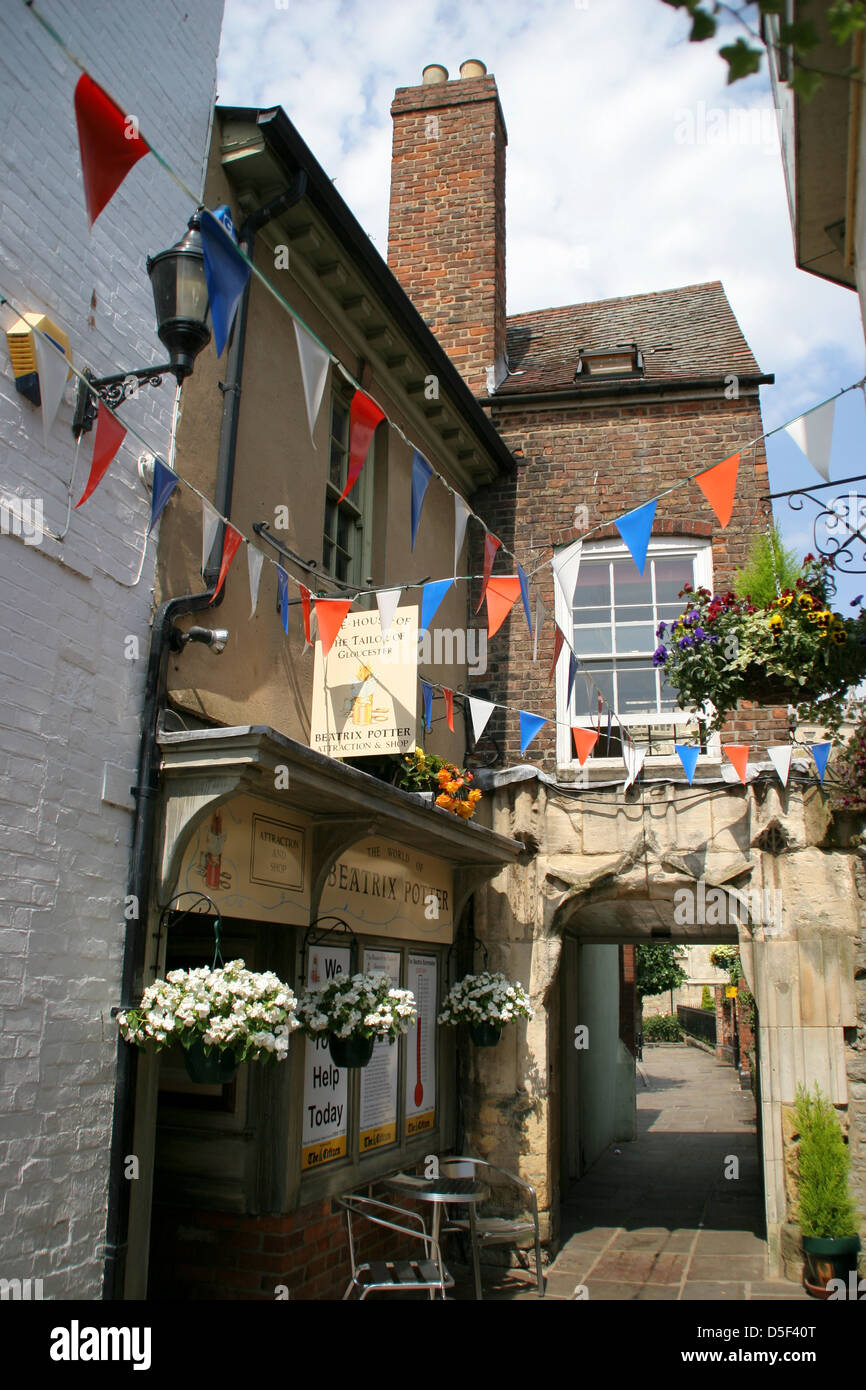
[359,948,401,1154]
[405,954,436,1137]
[301,944,351,1171]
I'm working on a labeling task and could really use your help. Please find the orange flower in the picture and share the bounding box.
[446,779,459,794]
[468,788,482,803]
[435,792,453,809]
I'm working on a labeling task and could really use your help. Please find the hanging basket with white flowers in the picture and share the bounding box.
[116,959,300,1084]
[437,970,533,1047]
[296,970,417,1068]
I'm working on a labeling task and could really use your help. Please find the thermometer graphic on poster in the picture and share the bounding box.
[406,954,436,1136]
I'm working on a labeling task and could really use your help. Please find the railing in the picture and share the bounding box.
[677,1004,716,1046]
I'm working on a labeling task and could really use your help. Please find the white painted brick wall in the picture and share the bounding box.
[0,0,223,1298]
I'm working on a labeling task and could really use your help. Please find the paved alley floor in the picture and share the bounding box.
[456,1043,809,1301]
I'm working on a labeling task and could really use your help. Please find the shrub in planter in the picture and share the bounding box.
[296,970,416,1068]
[642,1013,682,1042]
[117,959,300,1083]
[393,748,482,819]
[794,1084,861,1298]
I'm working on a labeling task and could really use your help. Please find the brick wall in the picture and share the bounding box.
[469,391,788,766]
[388,72,507,395]
[619,945,637,1055]
[0,0,223,1298]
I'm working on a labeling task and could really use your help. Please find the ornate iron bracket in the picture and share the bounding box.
[300,915,358,984]
[72,364,173,437]
[763,470,866,580]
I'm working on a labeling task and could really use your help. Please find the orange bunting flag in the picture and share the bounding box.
[338,391,385,503]
[723,744,750,785]
[76,402,126,507]
[443,687,454,732]
[696,452,740,529]
[486,575,522,638]
[548,625,565,683]
[213,524,243,600]
[476,532,501,612]
[314,598,353,657]
[299,585,312,646]
[74,74,151,226]
[572,727,599,766]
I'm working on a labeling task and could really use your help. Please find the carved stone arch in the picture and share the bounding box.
[156,774,251,906]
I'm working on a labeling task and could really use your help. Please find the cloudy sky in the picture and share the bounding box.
[218,0,866,599]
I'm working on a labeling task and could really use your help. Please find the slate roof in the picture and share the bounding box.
[499,281,768,396]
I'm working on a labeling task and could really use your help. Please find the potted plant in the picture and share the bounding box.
[653,556,866,734]
[793,1084,861,1297]
[117,958,300,1084]
[438,970,533,1047]
[296,970,417,1068]
[393,748,483,820]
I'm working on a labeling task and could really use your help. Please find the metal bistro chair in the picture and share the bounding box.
[438,1157,545,1297]
[338,1194,454,1300]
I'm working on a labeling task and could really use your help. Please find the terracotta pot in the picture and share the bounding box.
[328,1033,375,1068]
[183,1040,238,1085]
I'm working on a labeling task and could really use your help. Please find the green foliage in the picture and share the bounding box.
[794,1085,859,1238]
[734,526,801,608]
[700,984,714,1010]
[643,1012,683,1041]
[636,943,687,998]
[710,944,742,982]
[830,709,866,812]
[660,0,866,97]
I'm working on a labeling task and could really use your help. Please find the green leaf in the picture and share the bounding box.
[790,64,825,99]
[720,38,764,83]
[779,19,821,52]
[758,0,786,14]
[690,8,717,40]
[828,0,866,45]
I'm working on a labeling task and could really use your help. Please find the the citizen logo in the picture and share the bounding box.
[49,1321,152,1371]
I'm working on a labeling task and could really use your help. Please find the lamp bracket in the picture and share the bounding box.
[72,364,174,437]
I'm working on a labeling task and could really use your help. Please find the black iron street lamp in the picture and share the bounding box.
[72,210,211,436]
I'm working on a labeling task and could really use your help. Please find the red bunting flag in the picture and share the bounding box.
[314,598,353,657]
[443,688,454,732]
[485,575,522,638]
[213,524,243,600]
[572,727,599,766]
[548,625,565,683]
[74,74,150,226]
[475,532,501,612]
[338,391,385,503]
[75,402,126,507]
[299,585,312,646]
[696,452,740,529]
[723,744,750,785]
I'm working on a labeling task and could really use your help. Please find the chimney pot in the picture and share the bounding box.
[422,63,449,85]
[459,59,487,79]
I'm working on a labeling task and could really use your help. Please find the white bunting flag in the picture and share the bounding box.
[201,498,220,578]
[552,538,582,611]
[622,741,645,791]
[33,329,70,446]
[468,696,496,744]
[375,587,402,638]
[533,594,546,661]
[248,544,264,618]
[453,495,471,576]
[785,398,835,482]
[767,745,793,787]
[293,320,331,446]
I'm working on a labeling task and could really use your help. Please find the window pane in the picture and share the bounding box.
[332,400,348,444]
[337,510,353,554]
[659,668,684,711]
[612,561,651,608]
[329,442,344,489]
[616,603,654,624]
[573,563,610,609]
[654,557,694,604]
[615,625,655,654]
[588,663,614,707]
[335,551,348,582]
[574,625,612,655]
[617,663,657,714]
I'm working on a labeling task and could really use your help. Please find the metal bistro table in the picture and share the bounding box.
[386,1173,487,1300]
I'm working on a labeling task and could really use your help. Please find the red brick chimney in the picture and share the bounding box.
[388,60,507,397]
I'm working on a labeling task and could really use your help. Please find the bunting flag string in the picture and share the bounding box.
[421,679,433,732]
[533,595,546,661]
[213,523,243,601]
[675,743,700,786]
[572,727,598,766]
[420,578,454,633]
[299,584,312,647]
[519,711,546,756]
[548,625,565,683]
[517,564,532,635]
[200,498,220,578]
[75,402,126,508]
[486,575,522,639]
[293,320,331,446]
[785,399,835,483]
[614,499,657,575]
[32,328,71,446]
[200,208,250,359]
[552,538,582,610]
[313,598,353,657]
[410,450,434,550]
[339,391,385,504]
[443,687,454,732]
[468,696,496,743]
[767,744,792,787]
[723,744,750,785]
[375,587,402,638]
[247,543,264,618]
[810,742,831,783]
[476,532,501,612]
[453,495,471,577]
[696,452,740,529]
[73,73,150,226]
[148,458,178,534]
[276,566,290,635]
[622,742,646,791]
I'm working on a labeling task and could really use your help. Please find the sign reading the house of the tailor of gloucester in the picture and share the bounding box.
[310,606,418,758]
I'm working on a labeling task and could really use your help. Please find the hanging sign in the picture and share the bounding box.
[310,605,418,758]
[359,947,402,1154]
[301,944,351,1171]
[319,838,453,944]
[173,794,310,925]
[405,954,437,1138]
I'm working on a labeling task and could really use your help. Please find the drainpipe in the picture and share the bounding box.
[102,173,308,1300]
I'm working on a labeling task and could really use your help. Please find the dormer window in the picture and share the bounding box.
[574,344,643,379]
